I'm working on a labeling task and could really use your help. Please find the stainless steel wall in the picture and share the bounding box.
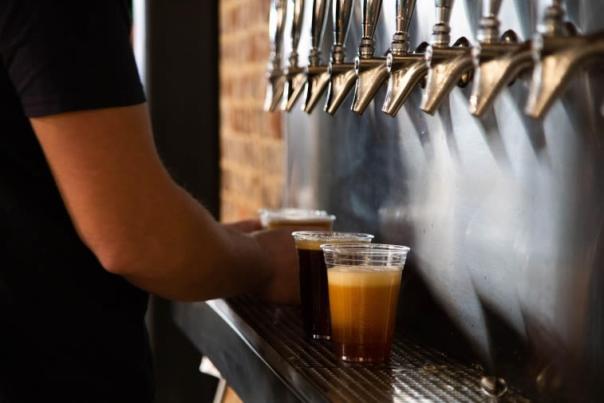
[283,0,603,399]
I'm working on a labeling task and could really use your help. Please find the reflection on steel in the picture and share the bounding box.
[526,30,604,118]
[324,0,357,115]
[469,0,570,117]
[480,376,508,398]
[303,0,331,114]
[264,0,288,112]
[282,0,307,112]
[421,0,474,115]
[285,0,604,399]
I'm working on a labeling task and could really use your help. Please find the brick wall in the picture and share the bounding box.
[219,0,284,222]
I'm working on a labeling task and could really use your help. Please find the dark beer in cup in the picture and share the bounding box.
[292,232,373,340]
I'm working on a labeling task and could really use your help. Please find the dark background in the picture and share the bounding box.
[144,0,220,401]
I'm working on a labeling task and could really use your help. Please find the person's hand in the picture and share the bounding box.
[223,219,262,233]
[251,229,300,305]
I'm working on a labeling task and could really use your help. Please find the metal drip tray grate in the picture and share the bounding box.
[211,296,530,402]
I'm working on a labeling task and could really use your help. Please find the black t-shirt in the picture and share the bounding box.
[0,1,152,402]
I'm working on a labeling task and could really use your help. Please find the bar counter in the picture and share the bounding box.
[173,297,529,402]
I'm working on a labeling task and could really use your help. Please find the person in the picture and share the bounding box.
[0,1,299,401]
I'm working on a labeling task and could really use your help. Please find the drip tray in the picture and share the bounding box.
[174,296,530,402]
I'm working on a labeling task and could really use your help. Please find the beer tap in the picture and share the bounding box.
[468,0,571,117]
[525,2,604,119]
[350,0,388,115]
[264,0,288,112]
[282,0,306,111]
[420,0,473,115]
[382,0,428,117]
[323,0,356,115]
[468,0,522,117]
[303,0,332,114]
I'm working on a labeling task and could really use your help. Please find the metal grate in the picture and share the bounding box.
[225,296,530,402]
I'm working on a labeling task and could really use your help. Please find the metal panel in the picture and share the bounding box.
[283,0,604,399]
[175,298,530,402]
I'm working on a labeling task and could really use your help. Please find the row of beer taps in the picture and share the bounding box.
[264,0,604,120]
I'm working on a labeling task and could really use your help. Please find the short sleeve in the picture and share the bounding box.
[0,0,145,117]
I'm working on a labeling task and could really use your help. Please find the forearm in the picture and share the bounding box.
[98,182,273,301]
[31,105,275,301]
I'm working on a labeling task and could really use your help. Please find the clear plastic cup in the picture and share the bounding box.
[258,208,336,231]
[291,232,374,340]
[321,243,411,363]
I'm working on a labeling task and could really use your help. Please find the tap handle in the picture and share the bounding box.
[288,0,306,66]
[269,0,288,67]
[391,0,416,56]
[431,0,454,47]
[359,0,383,58]
[477,0,502,44]
[540,0,566,37]
[309,0,330,66]
[332,0,354,64]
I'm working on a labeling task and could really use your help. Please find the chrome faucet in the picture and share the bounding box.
[420,0,473,115]
[324,0,357,115]
[469,0,520,116]
[469,0,571,117]
[525,2,604,119]
[264,0,288,112]
[382,0,428,117]
[350,0,389,114]
[282,0,307,111]
[303,0,333,113]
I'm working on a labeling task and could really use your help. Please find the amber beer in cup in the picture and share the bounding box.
[259,208,336,231]
[322,244,410,362]
[291,232,374,340]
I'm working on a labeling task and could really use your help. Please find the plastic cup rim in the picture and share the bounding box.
[291,231,374,242]
[320,243,411,255]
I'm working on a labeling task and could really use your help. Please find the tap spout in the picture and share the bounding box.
[468,39,531,117]
[525,32,604,119]
[469,0,572,117]
[325,63,357,115]
[419,0,475,115]
[352,0,417,115]
[283,68,308,111]
[265,74,287,113]
[421,38,473,115]
[302,0,331,114]
[382,43,428,116]
[264,0,288,112]
[323,0,354,115]
[283,0,307,111]
[326,0,383,115]
[303,66,331,113]
[351,59,389,114]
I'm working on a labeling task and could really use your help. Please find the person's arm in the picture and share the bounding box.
[31,103,298,303]
[223,219,263,233]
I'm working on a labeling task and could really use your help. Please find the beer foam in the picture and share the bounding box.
[328,266,402,287]
[295,239,325,250]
